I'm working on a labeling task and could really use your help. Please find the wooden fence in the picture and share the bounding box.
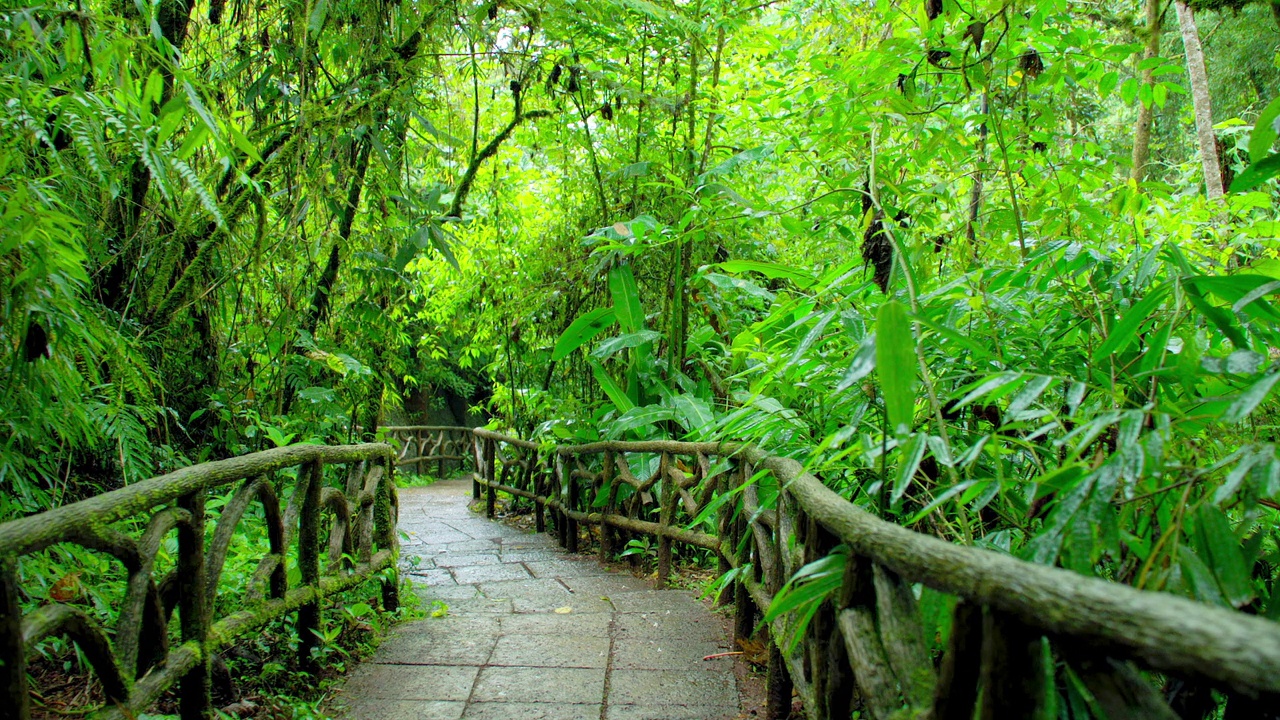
[468,430,1280,720]
[383,425,473,477]
[0,443,398,720]
[6,426,1280,719]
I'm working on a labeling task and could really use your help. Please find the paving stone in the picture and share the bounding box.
[377,621,497,665]
[341,664,478,701]
[488,580,614,614]
[498,549,562,563]
[434,553,504,568]
[498,612,612,636]
[607,669,737,707]
[333,699,466,720]
[462,703,601,720]
[451,562,533,584]
[604,704,737,720]
[412,583,482,601]
[558,574,653,595]
[422,595,515,614]
[471,667,606,704]
[613,612,726,642]
[408,568,457,586]
[608,590,709,614]
[609,637,730,671]
[488,633,610,668]
[522,559,611,579]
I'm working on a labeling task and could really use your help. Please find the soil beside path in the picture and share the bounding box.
[329,478,752,720]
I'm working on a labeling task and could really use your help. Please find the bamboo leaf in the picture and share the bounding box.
[1092,283,1170,362]
[1222,371,1280,424]
[609,264,645,332]
[552,308,617,361]
[876,300,917,433]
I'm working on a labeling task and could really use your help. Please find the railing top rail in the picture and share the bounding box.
[472,427,540,450]
[381,425,473,432]
[555,439,742,456]
[744,448,1280,697]
[0,442,393,558]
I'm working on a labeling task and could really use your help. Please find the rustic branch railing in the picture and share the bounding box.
[0,443,399,720]
[467,431,1280,720]
[382,425,474,476]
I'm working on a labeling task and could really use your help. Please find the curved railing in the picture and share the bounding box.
[0,443,399,720]
[467,431,1280,719]
[382,425,474,476]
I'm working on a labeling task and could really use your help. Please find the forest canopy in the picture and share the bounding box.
[4,0,1280,675]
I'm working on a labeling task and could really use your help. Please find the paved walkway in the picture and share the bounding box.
[331,479,744,720]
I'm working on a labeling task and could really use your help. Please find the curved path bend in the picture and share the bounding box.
[332,479,746,720]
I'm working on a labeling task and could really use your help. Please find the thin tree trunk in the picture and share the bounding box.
[1174,0,1224,200]
[1131,0,1162,183]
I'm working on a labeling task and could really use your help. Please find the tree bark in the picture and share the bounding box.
[1131,0,1163,183]
[1174,0,1224,200]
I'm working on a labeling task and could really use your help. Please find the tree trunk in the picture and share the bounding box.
[1131,0,1162,183]
[1174,0,1224,200]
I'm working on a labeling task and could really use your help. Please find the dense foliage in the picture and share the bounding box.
[4,0,1280,715]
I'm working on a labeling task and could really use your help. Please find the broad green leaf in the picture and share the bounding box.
[609,264,645,332]
[672,394,714,435]
[876,301,916,433]
[1193,505,1254,609]
[1222,371,1280,424]
[590,360,635,413]
[591,330,662,360]
[891,432,927,504]
[1250,95,1280,162]
[552,308,617,361]
[609,405,675,435]
[1092,283,1170,362]
[719,260,814,288]
[835,334,877,392]
[1231,153,1280,193]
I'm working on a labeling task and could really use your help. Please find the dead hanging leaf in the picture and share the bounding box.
[965,21,986,51]
[926,49,951,68]
[735,636,768,666]
[862,211,893,293]
[24,320,49,362]
[1020,48,1044,78]
[49,572,83,602]
[925,0,943,19]
[613,222,632,237]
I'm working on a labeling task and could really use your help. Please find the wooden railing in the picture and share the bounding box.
[382,425,474,476]
[0,444,399,720]
[468,431,1280,720]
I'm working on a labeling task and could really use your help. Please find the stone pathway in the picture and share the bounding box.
[331,479,745,720]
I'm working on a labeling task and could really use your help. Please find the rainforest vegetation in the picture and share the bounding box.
[4,0,1280,715]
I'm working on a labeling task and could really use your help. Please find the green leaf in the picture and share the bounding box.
[672,394,714,435]
[590,360,635,413]
[591,330,662,360]
[835,334,877,392]
[1222,371,1280,424]
[1092,283,1170,362]
[719,260,814,288]
[609,264,645,332]
[609,405,675,435]
[1250,95,1280,162]
[891,433,927,504]
[1230,153,1280,193]
[876,301,917,433]
[1193,505,1254,609]
[308,0,330,35]
[552,308,617,361]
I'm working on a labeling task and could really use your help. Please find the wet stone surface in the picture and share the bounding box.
[330,479,743,720]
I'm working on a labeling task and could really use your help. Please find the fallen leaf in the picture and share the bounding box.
[554,606,573,614]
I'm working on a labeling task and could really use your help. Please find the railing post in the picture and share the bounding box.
[472,434,483,500]
[599,450,615,562]
[1,555,30,720]
[484,438,496,518]
[764,623,793,720]
[656,452,674,588]
[297,460,323,673]
[177,491,211,719]
[554,454,568,547]
[566,463,580,554]
[376,455,399,612]
[534,453,548,533]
